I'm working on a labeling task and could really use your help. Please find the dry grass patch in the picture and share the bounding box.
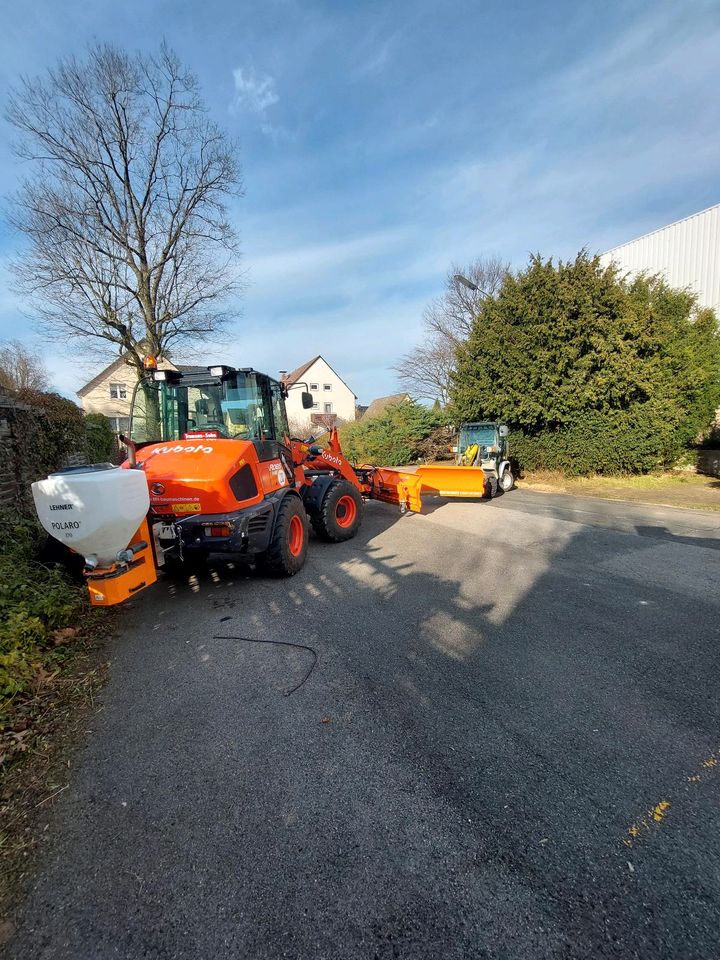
[519,470,720,512]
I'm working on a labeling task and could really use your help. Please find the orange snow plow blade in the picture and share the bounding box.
[415,465,488,499]
[369,469,424,513]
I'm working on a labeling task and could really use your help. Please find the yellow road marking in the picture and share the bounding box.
[622,749,719,848]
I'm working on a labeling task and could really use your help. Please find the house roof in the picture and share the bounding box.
[77,356,199,397]
[362,393,411,419]
[77,357,130,397]
[281,355,322,387]
[281,355,356,398]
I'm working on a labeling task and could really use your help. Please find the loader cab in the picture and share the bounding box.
[457,422,508,460]
[129,366,289,444]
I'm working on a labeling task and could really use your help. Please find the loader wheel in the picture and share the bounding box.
[499,469,515,493]
[265,496,308,576]
[311,480,363,543]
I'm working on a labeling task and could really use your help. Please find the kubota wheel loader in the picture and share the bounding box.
[31,358,491,607]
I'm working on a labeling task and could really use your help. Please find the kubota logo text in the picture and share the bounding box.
[321,451,342,467]
[151,444,214,455]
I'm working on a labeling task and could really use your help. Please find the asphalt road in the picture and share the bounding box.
[6,489,720,959]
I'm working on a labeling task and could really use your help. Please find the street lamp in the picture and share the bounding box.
[453,273,490,296]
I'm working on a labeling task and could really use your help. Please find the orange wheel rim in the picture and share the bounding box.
[288,514,304,556]
[336,495,357,529]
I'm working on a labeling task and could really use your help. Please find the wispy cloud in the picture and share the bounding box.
[249,227,412,284]
[232,66,278,113]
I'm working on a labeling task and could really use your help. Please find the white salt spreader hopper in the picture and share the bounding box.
[32,464,157,605]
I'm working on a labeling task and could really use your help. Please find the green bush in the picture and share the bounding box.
[0,512,84,702]
[15,389,86,483]
[85,412,118,463]
[509,404,685,475]
[451,252,720,475]
[340,401,448,466]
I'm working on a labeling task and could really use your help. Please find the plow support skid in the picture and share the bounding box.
[415,465,488,499]
[369,469,424,513]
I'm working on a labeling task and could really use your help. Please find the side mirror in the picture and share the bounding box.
[498,425,509,437]
[301,391,314,410]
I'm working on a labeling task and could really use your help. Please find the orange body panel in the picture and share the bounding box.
[257,459,292,496]
[86,519,157,606]
[132,439,268,515]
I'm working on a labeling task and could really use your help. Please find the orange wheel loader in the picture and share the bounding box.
[31,359,490,607]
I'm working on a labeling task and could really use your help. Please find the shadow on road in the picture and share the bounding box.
[9,499,720,960]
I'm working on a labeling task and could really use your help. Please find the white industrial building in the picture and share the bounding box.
[600,203,720,313]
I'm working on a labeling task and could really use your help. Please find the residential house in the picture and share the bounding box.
[77,358,205,433]
[362,393,411,420]
[280,356,356,431]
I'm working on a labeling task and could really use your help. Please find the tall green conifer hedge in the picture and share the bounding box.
[451,253,720,474]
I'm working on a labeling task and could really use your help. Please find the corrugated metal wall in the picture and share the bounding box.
[600,203,720,312]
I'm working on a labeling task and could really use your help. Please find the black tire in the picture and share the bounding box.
[311,480,363,542]
[499,469,514,493]
[265,495,308,576]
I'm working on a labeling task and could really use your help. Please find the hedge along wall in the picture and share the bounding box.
[0,390,88,515]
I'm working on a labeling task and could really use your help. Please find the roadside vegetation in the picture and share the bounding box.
[452,253,720,474]
[0,508,110,912]
[340,401,452,466]
[0,391,115,763]
[0,390,116,912]
[397,252,720,478]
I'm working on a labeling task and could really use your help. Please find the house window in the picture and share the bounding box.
[323,383,332,391]
[109,382,127,400]
[110,416,130,434]
[309,383,318,391]
[324,402,333,414]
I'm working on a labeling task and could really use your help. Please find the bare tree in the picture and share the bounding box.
[0,339,50,392]
[6,43,242,376]
[394,257,509,402]
[393,336,455,405]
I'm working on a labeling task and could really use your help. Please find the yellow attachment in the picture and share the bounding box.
[461,443,479,466]
[369,468,424,513]
[415,464,489,499]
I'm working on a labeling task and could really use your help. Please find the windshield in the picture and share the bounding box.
[459,424,497,448]
[130,371,284,443]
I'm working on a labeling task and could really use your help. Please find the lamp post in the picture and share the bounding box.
[453,273,490,297]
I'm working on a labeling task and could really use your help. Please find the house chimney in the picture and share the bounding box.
[279,370,288,380]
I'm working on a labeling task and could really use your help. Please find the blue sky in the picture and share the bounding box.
[0,0,719,404]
